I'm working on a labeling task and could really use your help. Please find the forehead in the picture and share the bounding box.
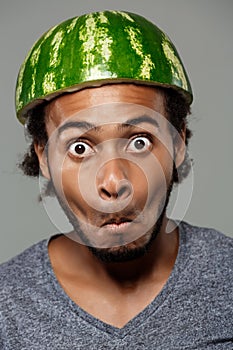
[44,84,166,130]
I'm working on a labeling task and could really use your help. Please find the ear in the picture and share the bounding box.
[174,127,186,169]
[34,143,50,180]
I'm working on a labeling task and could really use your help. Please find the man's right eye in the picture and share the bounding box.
[68,141,95,158]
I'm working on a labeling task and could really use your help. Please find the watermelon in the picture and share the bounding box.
[15,10,193,124]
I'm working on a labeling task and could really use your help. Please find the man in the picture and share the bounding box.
[0,10,232,349]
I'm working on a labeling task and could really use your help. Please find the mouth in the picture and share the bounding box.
[100,217,134,233]
[88,213,148,248]
[101,217,132,227]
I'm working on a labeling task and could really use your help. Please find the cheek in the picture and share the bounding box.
[137,145,173,190]
[153,144,174,184]
[139,149,173,210]
[61,166,79,196]
[127,164,148,208]
[61,163,87,209]
[49,153,84,206]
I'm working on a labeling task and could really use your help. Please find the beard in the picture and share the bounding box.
[48,172,174,264]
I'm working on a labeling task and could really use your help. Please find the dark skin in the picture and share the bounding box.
[35,84,185,328]
[48,220,178,328]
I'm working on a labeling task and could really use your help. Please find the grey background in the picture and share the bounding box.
[0,0,232,264]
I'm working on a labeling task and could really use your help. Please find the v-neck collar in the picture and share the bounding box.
[43,221,188,338]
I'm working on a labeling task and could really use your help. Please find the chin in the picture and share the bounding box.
[88,243,147,263]
[88,228,157,263]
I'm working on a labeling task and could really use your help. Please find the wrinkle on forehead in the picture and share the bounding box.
[44,84,166,132]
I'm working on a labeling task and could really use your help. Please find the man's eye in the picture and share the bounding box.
[68,141,94,157]
[126,136,152,153]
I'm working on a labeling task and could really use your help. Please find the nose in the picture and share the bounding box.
[97,159,132,201]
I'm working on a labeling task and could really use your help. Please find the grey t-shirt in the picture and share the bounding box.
[0,221,232,349]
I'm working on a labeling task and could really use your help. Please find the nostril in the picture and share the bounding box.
[100,187,124,200]
[101,188,112,199]
[117,186,128,198]
[116,179,132,199]
[99,182,132,200]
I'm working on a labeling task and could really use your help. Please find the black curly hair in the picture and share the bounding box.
[19,86,192,195]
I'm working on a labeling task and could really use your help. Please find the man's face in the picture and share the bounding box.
[36,84,185,262]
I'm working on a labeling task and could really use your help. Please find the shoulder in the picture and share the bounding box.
[0,239,48,298]
[179,221,232,279]
[180,220,233,250]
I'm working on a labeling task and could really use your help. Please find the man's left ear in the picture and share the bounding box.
[174,127,186,168]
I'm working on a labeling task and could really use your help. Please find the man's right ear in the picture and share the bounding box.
[34,143,50,180]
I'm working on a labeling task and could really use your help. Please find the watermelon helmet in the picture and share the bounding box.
[15,10,193,124]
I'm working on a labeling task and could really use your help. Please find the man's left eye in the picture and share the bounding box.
[126,136,152,153]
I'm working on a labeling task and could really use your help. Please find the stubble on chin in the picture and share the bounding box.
[87,210,165,263]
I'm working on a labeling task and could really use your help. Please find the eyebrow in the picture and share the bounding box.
[57,121,98,136]
[57,114,160,137]
[123,115,159,129]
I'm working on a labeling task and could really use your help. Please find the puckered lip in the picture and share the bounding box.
[100,217,133,227]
